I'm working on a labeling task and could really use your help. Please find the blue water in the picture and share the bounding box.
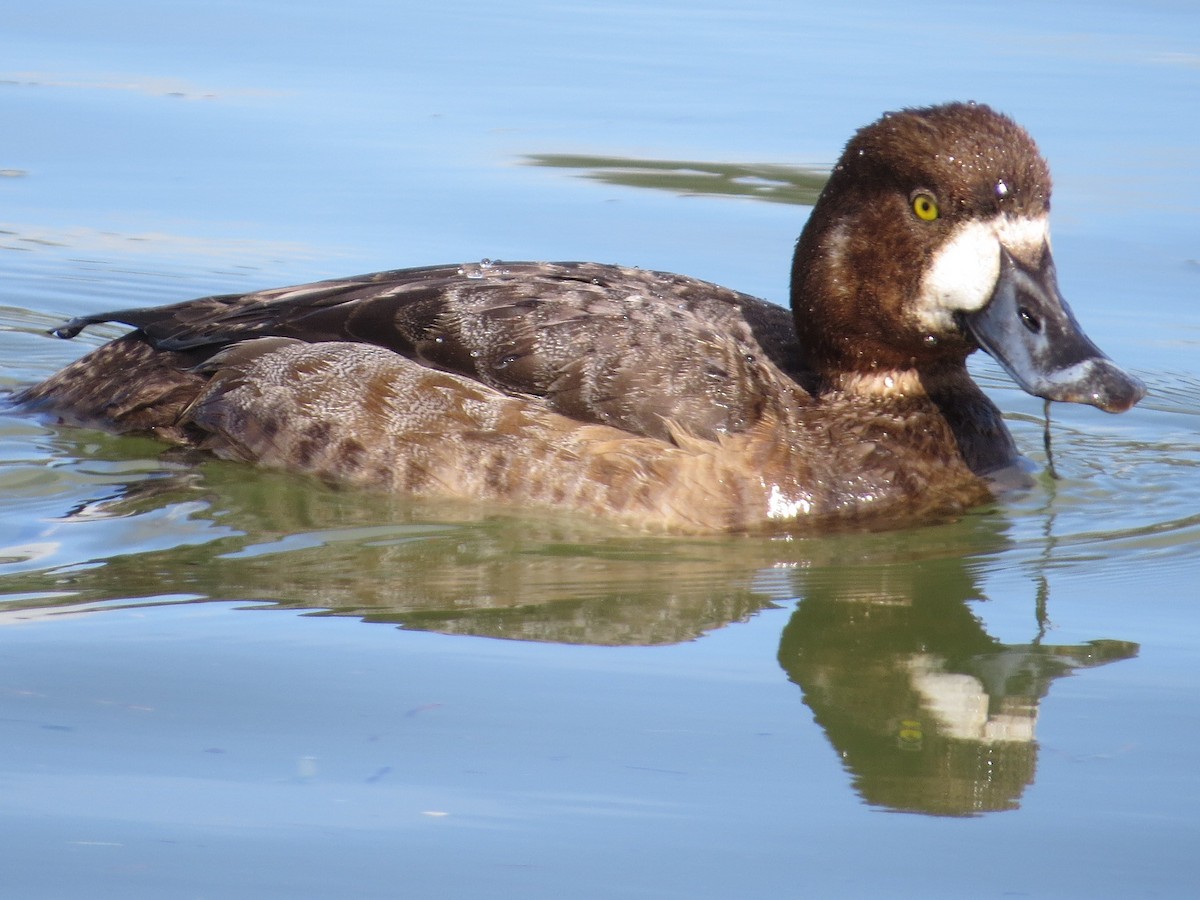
[2,1,1199,897]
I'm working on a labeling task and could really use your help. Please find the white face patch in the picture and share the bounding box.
[913,214,1050,334]
[825,220,851,263]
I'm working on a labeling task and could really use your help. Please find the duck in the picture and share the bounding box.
[16,102,1145,533]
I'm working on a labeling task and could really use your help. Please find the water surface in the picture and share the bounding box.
[2,1,1199,897]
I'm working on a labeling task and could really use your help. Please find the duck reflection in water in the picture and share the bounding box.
[397,535,1137,817]
[776,564,1136,816]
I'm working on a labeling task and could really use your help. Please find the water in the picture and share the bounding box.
[2,1,1199,897]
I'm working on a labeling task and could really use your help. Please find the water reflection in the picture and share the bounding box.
[777,573,1136,816]
[526,154,828,205]
[0,438,1138,817]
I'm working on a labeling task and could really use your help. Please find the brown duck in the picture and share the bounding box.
[17,102,1145,533]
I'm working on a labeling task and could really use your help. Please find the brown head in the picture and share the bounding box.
[790,102,1143,412]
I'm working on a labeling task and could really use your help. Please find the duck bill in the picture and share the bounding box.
[962,246,1145,413]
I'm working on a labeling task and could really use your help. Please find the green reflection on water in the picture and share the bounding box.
[526,154,828,206]
[778,565,1136,816]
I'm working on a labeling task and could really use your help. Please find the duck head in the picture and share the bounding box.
[791,101,1144,413]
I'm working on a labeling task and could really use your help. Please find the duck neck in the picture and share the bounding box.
[818,361,1019,477]
[819,363,973,402]
[822,367,928,400]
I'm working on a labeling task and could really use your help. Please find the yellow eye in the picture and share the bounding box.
[912,192,939,221]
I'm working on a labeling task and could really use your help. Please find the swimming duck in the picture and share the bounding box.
[18,102,1144,533]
